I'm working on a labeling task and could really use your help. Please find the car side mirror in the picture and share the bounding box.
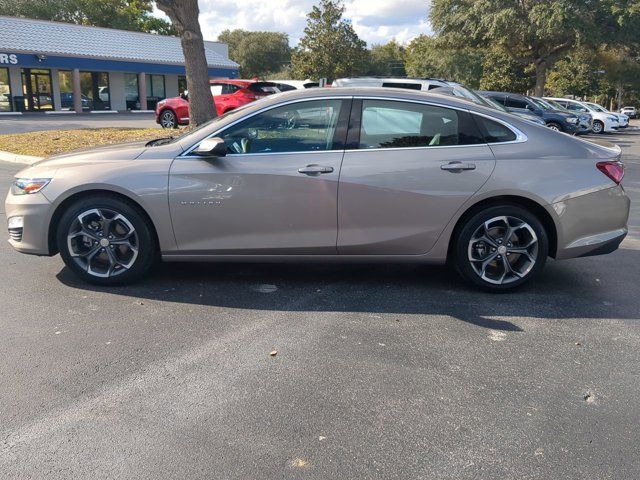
[193,137,227,157]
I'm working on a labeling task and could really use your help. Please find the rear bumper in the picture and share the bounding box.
[551,185,630,260]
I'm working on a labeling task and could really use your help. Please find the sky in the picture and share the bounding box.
[155,0,433,46]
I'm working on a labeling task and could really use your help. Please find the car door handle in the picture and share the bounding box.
[440,162,476,172]
[298,165,334,175]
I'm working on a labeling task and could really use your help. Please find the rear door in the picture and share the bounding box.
[337,98,496,255]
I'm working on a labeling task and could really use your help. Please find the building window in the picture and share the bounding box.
[80,71,110,110]
[0,68,11,112]
[21,68,54,111]
[145,74,165,99]
[124,73,139,110]
[178,75,187,97]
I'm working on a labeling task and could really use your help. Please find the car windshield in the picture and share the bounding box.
[476,94,510,113]
[529,97,552,110]
[587,102,607,112]
[545,99,569,112]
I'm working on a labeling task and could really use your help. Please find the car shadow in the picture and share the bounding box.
[55,247,640,333]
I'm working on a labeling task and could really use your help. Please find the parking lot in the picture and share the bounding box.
[0,126,639,478]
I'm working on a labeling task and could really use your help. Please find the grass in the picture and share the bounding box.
[0,128,177,157]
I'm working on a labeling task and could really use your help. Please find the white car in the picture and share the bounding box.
[545,97,620,134]
[270,80,319,91]
[585,102,628,128]
[620,106,636,118]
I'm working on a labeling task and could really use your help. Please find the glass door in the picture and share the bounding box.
[21,69,54,111]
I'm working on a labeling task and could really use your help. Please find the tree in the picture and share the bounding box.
[218,29,291,78]
[156,0,216,126]
[479,49,533,93]
[0,0,175,34]
[367,41,406,77]
[291,0,368,81]
[405,35,483,88]
[429,0,621,95]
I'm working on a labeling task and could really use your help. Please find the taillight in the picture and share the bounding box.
[596,161,625,184]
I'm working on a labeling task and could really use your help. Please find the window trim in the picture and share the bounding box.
[180,95,527,158]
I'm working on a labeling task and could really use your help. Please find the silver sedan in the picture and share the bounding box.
[5,88,630,291]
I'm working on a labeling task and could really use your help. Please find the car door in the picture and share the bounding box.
[169,98,351,254]
[337,98,497,255]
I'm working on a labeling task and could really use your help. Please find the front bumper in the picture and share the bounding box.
[4,190,53,256]
[551,185,630,260]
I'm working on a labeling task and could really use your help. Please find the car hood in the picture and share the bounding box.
[17,141,150,178]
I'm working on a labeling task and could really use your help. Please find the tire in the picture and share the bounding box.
[57,195,157,286]
[592,120,604,134]
[453,205,549,292]
[159,109,178,129]
[547,122,562,132]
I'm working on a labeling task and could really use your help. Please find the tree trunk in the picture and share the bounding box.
[534,59,547,97]
[156,0,216,127]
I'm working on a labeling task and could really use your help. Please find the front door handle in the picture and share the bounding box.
[440,162,476,172]
[298,165,334,175]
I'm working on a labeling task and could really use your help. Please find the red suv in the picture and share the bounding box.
[155,79,279,128]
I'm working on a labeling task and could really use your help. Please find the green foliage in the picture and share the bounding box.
[546,49,605,97]
[367,41,406,77]
[0,0,175,34]
[479,49,533,93]
[405,35,483,88]
[291,0,368,81]
[218,29,291,78]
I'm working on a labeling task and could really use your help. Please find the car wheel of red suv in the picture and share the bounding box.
[159,110,178,129]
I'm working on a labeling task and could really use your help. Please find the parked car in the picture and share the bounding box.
[475,91,547,126]
[585,102,629,128]
[544,97,620,134]
[543,97,593,134]
[156,79,279,128]
[620,106,636,119]
[6,88,629,291]
[480,91,579,133]
[60,92,91,110]
[270,80,320,90]
[333,77,546,124]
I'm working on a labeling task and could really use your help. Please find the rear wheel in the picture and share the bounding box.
[453,205,549,292]
[159,109,178,129]
[57,195,157,285]
[592,120,604,134]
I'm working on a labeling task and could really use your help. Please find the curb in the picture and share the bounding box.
[0,150,43,164]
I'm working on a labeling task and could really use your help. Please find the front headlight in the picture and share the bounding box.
[11,178,51,195]
[608,115,618,122]
[566,117,578,124]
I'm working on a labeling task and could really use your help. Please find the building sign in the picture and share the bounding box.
[0,54,18,65]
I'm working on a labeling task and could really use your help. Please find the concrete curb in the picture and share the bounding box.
[0,150,43,164]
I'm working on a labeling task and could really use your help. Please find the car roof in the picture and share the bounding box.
[210,79,253,86]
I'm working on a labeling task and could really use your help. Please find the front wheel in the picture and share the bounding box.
[547,122,562,132]
[453,205,549,292]
[57,195,157,285]
[159,109,178,129]
[592,120,604,134]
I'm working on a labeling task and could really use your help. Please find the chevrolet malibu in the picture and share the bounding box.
[5,88,630,291]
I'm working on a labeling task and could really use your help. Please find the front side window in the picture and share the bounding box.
[506,97,530,110]
[358,100,484,149]
[220,99,345,154]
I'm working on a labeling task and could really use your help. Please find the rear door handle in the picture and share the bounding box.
[440,162,476,172]
[298,165,334,175]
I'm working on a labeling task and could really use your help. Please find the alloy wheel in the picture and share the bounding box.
[592,121,603,134]
[160,111,176,128]
[467,216,538,285]
[66,208,139,278]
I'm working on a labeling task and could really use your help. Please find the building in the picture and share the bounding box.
[0,16,239,113]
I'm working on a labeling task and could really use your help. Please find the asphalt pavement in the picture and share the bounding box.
[0,112,159,134]
[0,128,639,479]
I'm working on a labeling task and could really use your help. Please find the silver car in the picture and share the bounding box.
[5,88,630,291]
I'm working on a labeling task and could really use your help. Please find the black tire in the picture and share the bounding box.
[592,120,604,134]
[159,109,178,129]
[453,205,549,292]
[57,195,157,286]
[547,122,562,132]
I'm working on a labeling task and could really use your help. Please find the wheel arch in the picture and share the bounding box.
[446,195,558,261]
[47,189,160,256]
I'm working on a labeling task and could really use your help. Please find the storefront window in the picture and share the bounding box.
[80,71,110,110]
[58,70,76,110]
[124,73,139,110]
[0,68,10,112]
[145,74,166,99]
[178,75,187,97]
[21,69,53,111]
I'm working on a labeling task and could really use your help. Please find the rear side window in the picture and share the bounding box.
[473,115,517,143]
[222,83,240,94]
[358,100,484,149]
[506,97,529,109]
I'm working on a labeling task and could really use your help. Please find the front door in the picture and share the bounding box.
[169,98,351,254]
[21,69,53,111]
[338,99,496,255]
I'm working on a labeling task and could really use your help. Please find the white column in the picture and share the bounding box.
[72,68,82,113]
[138,72,147,110]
